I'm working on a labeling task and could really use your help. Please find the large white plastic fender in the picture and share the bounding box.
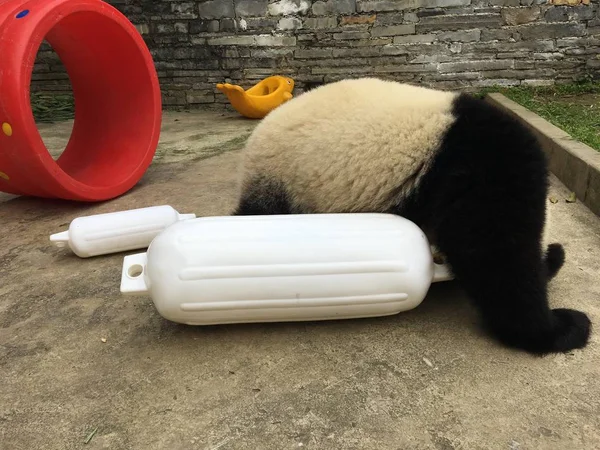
[50,205,196,258]
[120,214,453,325]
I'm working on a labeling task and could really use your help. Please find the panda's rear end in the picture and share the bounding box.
[232,78,591,356]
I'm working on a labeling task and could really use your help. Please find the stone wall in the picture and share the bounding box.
[32,0,600,109]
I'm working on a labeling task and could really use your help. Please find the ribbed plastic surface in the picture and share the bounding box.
[121,214,452,325]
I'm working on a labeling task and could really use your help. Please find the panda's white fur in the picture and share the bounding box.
[231,77,591,356]
[238,78,457,213]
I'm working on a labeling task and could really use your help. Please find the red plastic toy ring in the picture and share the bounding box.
[0,0,162,201]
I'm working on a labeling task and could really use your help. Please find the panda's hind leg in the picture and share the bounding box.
[545,243,565,280]
[232,175,294,216]
[429,191,590,355]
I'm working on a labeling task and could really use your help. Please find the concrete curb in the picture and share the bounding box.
[485,93,600,217]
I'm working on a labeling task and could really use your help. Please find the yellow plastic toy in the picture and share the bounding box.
[216,75,295,119]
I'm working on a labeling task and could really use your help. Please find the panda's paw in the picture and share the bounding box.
[548,308,591,353]
[545,243,565,280]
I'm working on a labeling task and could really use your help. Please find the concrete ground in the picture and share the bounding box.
[1,111,599,450]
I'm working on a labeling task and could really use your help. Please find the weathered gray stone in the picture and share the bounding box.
[341,15,377,25]
[171,2,196,16]
[175,22,189,33]
[304,17,338,29]
[198,0,234,19]
[243,17,279,29]
[409,54,454,63]
[252,48,294,58]
[255,34,297,46]
[268,0,311,16]
[375,12,405,25]
[489,0,520,5]
[502,6,541,25]
[481,29,516,41]
[521,79,555,86]
[557,37,600,48]
[278,17,303,30]
[393,34,436,44]
[434,71,480,80]
[332,46,381,57]
[186,91,215,104]
[295,48,334,58]
[417,14,502,32]
[381,45,411,55]
[568,5,595,21]
[472,79,520,87]
[437,29,481,42]
[235,0,268,16]
[439,59,514,72]
[189,19,220,34]
[357,0,470,12]
[312,0,356,15]
[545,6,569,22]
[156,23,175,34]
[220,18,237,31]
[404,13,419,23]
[519,23,586,40]
[207,36,255,46]
[371,24,416,37]
[333,31,370,39]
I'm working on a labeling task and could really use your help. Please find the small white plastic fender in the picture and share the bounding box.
[50,205,196,258]
[120,214,453,325]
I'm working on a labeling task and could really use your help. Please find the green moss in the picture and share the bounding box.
[30,92,75,123]
[478,82,600,151]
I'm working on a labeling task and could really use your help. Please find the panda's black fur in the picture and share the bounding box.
[232,78,591,355]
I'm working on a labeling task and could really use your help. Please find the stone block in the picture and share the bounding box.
[252,48,295,58]
[393,34,436,44]
[171,2,196,16]
[545,6,569,22]
[186,91,215,104]
[278,17,303,30]
[304,17,338,29]
[198,0,234,19]
[175,23,188,33]
[521,79,555,86]
[381,45,411,55]
[437,30,481,42]
[268,0,311,16]
[333,31,371,39]
[295,48,334,58]
[312,0,356,15]
[220,18,237,31]
[244,17,280,30]
[548,0,590,4]
[489,0,520,5]
[519,23,586,40]
[417,14,502,32]
[207,36,256,46]
[332,47,381,57]
[357,0,470,12]
[472,79,520,87]
[190,19,220,33]
[341,15,377,25]
[439,59,514,72]
[374,12,404,24]
[481,29,515,41]
[371,25,416,37]
[502,6,541,25]
[235,0,268,16]
[255,34,297,46]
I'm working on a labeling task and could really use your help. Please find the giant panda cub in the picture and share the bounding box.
[231,77,591,355]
